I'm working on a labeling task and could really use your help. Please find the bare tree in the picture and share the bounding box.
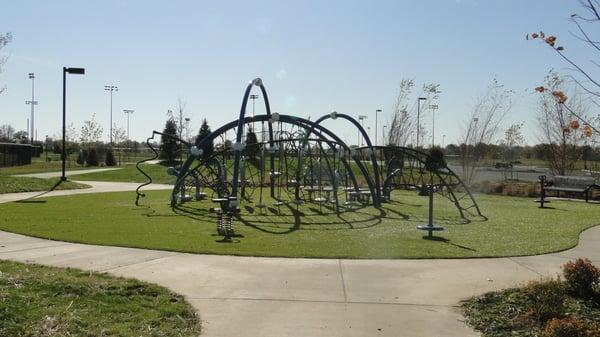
[499,122,525,180]
[0,32,13,95]
[0,124,15,141]
[80,114,104,145]
[111,124,127,146]
[536,71,589,175]
[387,79,441,147]
[459,78,514,185]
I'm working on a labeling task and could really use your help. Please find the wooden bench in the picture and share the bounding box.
[545,175,599,202]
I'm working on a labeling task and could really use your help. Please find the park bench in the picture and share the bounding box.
[544,175,599,202]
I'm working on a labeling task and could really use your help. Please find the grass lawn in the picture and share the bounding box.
[0,189,598,258]
[0,175,89,194]
[0,260,200,337]
[74,163,175,184]
[0,159,90,175]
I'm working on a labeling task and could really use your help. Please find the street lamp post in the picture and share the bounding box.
[123,109,134,140]
[26,73,38,143]
[417,97,426,149]
[429,104,438,148]
[358,115,367,146]
[104,85,118,145]
[375,109,382,146]
[62,67,85,181]
[442,134,446,148]
[382,125,387,146]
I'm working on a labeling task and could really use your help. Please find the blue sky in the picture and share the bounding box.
[0,0,592,145]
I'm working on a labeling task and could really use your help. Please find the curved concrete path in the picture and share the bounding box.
[0,183,598,337]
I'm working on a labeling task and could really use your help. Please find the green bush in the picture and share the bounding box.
[562,258,600,299]
[524,279,566,322]
[76,149,87,166]
[86,148,99,166]
[543,317,587,337]
[105,149,116,166]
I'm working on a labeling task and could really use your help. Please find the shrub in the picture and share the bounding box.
[543,317,586,337]
[105,149,116,166]
[86,148,99,166]
[524,279,566,322]
[562,258,600,299]
[76,149,87,166]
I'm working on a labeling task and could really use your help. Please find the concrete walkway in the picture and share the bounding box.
[14,167,123,179]
[0,180,173,204]
[0,184,598,336]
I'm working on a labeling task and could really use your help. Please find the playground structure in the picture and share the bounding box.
[136,78,483,238]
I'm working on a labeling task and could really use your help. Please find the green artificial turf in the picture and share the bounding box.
[0,175,89,194]
[0,189,598,259]
[0,260,200,337]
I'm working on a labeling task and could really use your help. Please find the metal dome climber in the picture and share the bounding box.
[135,78,484,239]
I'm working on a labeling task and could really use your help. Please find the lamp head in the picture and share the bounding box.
[66,67,85,75]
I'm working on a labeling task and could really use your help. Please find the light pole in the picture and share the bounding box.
[26,73,38,143]
[185,117,191,142]
[62,67,85,181]
[104,85,118,145]
[429,104,438,148]
[375,109,382,146]
[250,94,259,117]
[442,134,446,148]
[123,109,134,141]
[417,97,426,149]
[382,125,387,146]
[358,115,367,146]
[45,135,49,162]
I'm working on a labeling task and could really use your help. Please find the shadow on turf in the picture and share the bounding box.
[422,235,477,252]
[12,179,64,204]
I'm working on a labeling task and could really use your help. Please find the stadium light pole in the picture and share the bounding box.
[104,85,118,145]
[123,109,134,140]
[26,73,38,143]
[62,67,85,181]
[429,104,438,148]
[416,97,426,149]
[375,109,382,146]
[358,115,367,146]
[250,94,259,118]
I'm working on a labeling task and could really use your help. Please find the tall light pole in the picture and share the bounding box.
[358,115,367,146]
[62,67,85,181]
[250,94,259,117]
[26,73,38,143]
[184,117,191,142]
[104,85,118,145]
[375,109,382,146]
[429,104,438,148]
[123,109,134,141]
[417,97,426,149]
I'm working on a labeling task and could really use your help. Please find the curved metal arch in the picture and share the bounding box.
[300,112,382,204]
[175,114,379,206]
[360,145,483,219]
[231,78,276,198]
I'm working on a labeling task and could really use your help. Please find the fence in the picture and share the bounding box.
[0,143,35,167]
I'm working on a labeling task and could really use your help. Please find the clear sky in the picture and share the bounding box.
[0,0,594,145]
